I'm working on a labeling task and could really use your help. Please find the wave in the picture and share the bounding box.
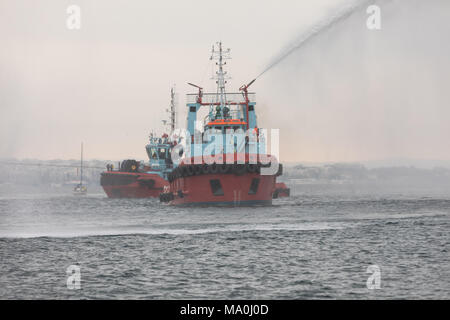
[0,222,345,239]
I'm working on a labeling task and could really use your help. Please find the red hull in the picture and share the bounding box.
[163,171,276,206]
[100,171,168,198]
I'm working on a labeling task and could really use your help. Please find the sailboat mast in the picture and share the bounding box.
[80,142,83,186]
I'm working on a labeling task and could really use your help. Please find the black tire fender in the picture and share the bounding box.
[276,163,283,176]
[218,164,229,174]
[194,165,202,175]
[210,163,219,174]
[186,165,194,176]
[201,164,210,174]
[232,164,246,176]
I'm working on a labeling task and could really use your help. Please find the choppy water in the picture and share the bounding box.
[0,184,449,299]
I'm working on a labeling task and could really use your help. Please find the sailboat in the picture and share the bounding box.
[73,142,87,195]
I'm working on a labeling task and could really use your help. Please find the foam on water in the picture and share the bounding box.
[0,222,347,239]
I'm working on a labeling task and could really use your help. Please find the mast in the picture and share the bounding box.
[163,86,177,134]
[169,86,177,133]
[210,42,231,109]
[80,142,83,186]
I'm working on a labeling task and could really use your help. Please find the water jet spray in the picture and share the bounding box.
[254,0,373,80]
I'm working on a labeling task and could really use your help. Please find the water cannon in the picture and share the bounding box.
[239,79,257,130]
[239,78,256,92]
[187,82,203,90]
[187,82,204,103]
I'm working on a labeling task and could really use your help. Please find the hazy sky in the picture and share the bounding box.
[1,0,449,163]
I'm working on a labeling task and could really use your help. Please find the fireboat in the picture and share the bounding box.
[100,88,179,198]
[160,42,283,206]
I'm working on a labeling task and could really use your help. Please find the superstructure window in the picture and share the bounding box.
[150,147,158,159]
[159,148,166,159]
[248,178,260,195]
[210,179,224,196]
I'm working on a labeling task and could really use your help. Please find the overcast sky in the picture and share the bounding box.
[1,0,449,163]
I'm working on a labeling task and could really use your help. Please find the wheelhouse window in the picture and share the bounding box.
[210,179,224,196]
[248,178,260,195]
[150,147,158,159]
[159,148,167,159]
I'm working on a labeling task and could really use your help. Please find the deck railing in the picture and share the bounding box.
[186,92,255,104]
